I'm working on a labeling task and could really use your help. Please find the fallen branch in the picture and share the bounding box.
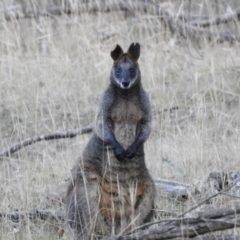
[0,124,93,158]
[2,2,240,43]
[190,8,240,28]
[102,206,240,240]
[154,2,240,42]
[0,2,151,20]
[0,209,64,222]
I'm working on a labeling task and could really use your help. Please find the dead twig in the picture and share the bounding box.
[0,124,93,159]
[0,209,64,222]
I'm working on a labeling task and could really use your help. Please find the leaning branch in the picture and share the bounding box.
[0,124,93,158]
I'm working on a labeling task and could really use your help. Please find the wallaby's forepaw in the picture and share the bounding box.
[125,145,137,159]
[114,146,126,161]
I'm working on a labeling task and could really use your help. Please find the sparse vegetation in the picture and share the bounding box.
[0,0,240,239]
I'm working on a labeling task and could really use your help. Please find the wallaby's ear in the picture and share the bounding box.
[127,42,140,61]
[111,44,123,61]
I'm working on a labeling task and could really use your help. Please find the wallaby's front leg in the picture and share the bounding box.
[96,117,125,161]
[105,128,126,161]
[125,119,151,159]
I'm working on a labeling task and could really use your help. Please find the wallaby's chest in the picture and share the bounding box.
[110,98,142,123]
[110,97,142,147]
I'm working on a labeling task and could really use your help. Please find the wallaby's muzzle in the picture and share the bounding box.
[121,81,130,88]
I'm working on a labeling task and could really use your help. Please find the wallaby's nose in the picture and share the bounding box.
[122,81,129,88]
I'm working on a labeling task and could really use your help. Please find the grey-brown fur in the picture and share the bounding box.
[66,43,155,239]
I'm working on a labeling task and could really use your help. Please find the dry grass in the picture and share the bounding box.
[0,0,240,239]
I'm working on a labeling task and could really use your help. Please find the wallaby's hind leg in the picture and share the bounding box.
[66,188,88,240]
[118,177,155,233]
[135,178,155,227]
[141,178,155,218]
[66,161,108,240]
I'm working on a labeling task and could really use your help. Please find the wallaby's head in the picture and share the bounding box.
[110,43,140,90]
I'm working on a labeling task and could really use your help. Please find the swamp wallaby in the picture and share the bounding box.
[66,43,155,239]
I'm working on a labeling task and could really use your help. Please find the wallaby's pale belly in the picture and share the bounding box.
[111,100,142,149]
[114,122,136,148]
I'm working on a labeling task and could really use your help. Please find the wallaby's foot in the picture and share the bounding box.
[125,145,137,159]
[114,146,126,161]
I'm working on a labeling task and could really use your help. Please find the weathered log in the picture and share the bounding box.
[155,178,191,199]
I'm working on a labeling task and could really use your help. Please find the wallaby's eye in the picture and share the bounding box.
[129,68,135,75]
[116,68,121,75]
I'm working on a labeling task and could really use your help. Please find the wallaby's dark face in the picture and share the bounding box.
[110,43,140,90]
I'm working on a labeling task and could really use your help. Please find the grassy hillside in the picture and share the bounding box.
[0,1,240,239]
